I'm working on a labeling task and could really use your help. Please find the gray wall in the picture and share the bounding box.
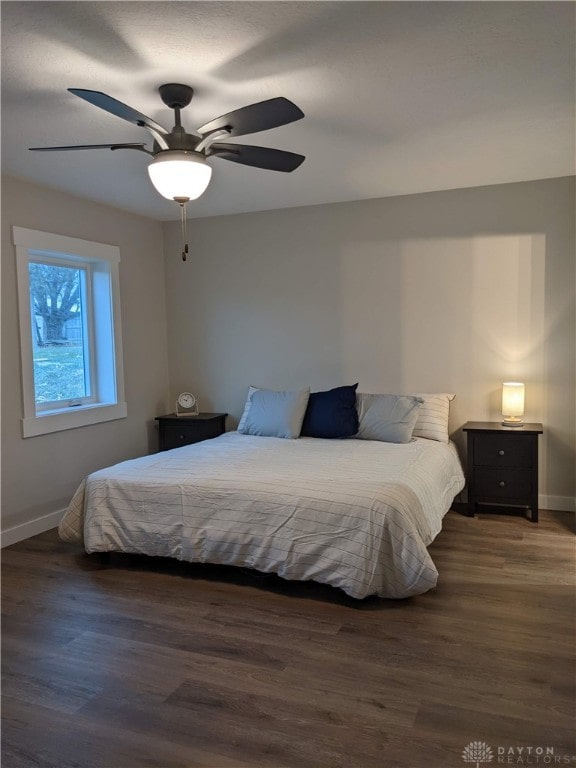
[1,176,170,533]
[2,174,573,536]
[163,176,576,509]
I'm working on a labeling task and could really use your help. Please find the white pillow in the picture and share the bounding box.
[238,385,258,432]
[356,394,423,443]
[239,387,310,439]
[411,393,455,443]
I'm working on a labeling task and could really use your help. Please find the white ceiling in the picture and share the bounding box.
[2,1,574,221]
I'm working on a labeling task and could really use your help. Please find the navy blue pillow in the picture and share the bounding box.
[301,384,359,439]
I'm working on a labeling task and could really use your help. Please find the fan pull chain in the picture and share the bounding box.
[181,201,188,262]
[175,197,190,261]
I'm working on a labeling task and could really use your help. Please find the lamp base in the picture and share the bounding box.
[502,417,524,427]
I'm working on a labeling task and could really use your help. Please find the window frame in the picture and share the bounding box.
[14,226,127,438]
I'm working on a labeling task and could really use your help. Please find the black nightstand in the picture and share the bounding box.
[155,412,227,452]
[463,421,543,523]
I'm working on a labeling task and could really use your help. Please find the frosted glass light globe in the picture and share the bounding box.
[147,151,212,201]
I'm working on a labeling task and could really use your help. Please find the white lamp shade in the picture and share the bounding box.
[502,382,525,421]
[147,151,212,201]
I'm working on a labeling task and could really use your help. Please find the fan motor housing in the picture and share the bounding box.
[153,128,200,154]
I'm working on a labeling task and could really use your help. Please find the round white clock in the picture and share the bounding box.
[176,392,199,416]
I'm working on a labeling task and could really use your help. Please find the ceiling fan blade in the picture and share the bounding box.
[198,97,304,138]
[68,88,169,135]
[210,143,305,172]
[30,143,150,152]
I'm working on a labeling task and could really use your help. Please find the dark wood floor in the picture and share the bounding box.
[2,509,575,768]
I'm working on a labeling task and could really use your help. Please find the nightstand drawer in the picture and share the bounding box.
[156,413,227,452]
[474,468,532,502]
[162,425,204,448]
[473,434,532,467]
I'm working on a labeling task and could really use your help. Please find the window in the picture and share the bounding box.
[14,227,127,437]
[28,260,92,408]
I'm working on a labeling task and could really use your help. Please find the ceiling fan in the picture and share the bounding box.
[30,83,305,205]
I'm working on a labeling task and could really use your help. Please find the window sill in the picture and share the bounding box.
[22,401,127,438]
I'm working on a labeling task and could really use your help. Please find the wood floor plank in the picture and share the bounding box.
[2,695,253,768]
[2,510,575,767]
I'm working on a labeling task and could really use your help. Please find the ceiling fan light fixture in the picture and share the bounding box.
[147,150,212,201]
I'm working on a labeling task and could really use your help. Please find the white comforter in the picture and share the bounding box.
[59,432,464,599]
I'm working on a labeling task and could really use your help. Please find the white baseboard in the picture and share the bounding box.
[538,495,576,513]
[1,508,66,548]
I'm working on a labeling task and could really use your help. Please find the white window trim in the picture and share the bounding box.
[13,226,127,438]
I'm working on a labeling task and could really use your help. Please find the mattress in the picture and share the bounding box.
[59,432,465,599]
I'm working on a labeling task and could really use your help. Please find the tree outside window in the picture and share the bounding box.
[28,262,90,404]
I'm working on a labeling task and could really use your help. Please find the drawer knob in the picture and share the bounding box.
[499,481,506,487]
[179,434,185,440]
[498,450,505,456]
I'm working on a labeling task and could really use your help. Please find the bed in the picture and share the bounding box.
[58,430,465,599]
